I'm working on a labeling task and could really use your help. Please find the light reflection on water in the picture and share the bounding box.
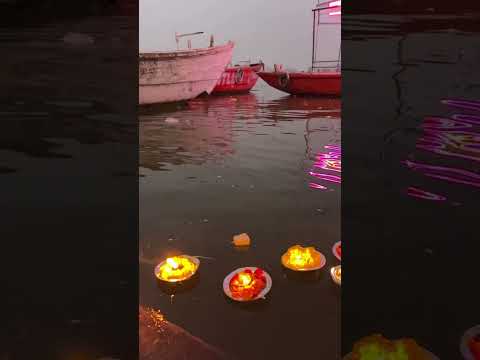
[140,88,341,172]
[403,99,480,201]
[309,144,342,190]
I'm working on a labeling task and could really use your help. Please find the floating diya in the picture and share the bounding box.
[223,267,272,302]
[330,265,341,286]
[281,245,326,271]
[332,241,341,261]
[154,255,200,283]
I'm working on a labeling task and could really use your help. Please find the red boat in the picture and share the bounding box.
[212,62,264,95]
[258,0,341,97]
[258,69,340,96]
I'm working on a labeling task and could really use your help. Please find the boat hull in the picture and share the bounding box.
[212,64,262,95]
[258,71,341,96]
[139,42,234,105]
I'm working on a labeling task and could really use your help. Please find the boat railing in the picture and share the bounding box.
[312,0,341,71]
[175,31,211,49]
[311,59,341,72]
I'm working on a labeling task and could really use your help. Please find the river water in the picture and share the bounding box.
[139,83,341,360]
[342,13,480,358]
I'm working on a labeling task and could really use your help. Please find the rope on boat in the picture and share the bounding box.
[278,72,290,88]
[234,68,244,84]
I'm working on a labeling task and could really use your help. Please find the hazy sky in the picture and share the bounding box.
[139,0,340,71]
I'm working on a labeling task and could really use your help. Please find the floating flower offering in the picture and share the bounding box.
[223,267,272,302]
[345,334,439,360]
[154,255,199,282]
[330,265,341,285]
[468,336,480,360]
[461,325,480,360]
[332,241,341,261]
[281,245,326,271]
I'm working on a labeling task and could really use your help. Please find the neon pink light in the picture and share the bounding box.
[309,182,327,190]
[308,145,342,190]
[452,114,480,125]
[403,160,480,188]
[329,0,341,7]
[422,116,473,131]
[329,11,341,15]
[309,171,341,183]
[441,99,480,113]
[406,187,446,201]
[417,131,480,163]
[403,99,480,202]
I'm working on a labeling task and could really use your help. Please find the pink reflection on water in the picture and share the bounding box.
[452,114,480,125]
[309,182,328,190]
[406,186,447,201]
[441,99,480,112]
[404,159,480,188]
[416,114,480,163]
[404,99,480,201]
[309,171,341,183]
[309,144,341,190]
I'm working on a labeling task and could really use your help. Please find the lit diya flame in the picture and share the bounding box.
[331,265,341,285]
[223,267,272,302]
[154,255,199,282]
[237,272,253,287]
[281,245,326,271]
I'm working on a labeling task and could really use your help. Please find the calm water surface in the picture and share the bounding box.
[139,84,341,360]
[342,14,480,358]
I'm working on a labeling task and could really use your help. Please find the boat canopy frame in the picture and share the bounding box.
[175,32,217,50]
[311,0,341,72]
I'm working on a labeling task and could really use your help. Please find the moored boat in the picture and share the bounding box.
[258,0,341,97]
[139,34,234,105]
[258,69,340,96]
[212,61,264,95]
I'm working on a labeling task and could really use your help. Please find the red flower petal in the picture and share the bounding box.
[254,268,264,277]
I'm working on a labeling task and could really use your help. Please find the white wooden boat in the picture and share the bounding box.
[139,38,234,105]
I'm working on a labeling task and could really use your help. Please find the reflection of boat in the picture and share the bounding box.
[212,61,264,95]
[187,93,259,118]
[139,96,237,170]
[139,35,234,105]
[258,1,341,96]
[261,96,341,120]
[140,92,341,171]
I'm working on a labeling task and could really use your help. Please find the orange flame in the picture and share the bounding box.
[156,256,198,282]
[281,245,322,270]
